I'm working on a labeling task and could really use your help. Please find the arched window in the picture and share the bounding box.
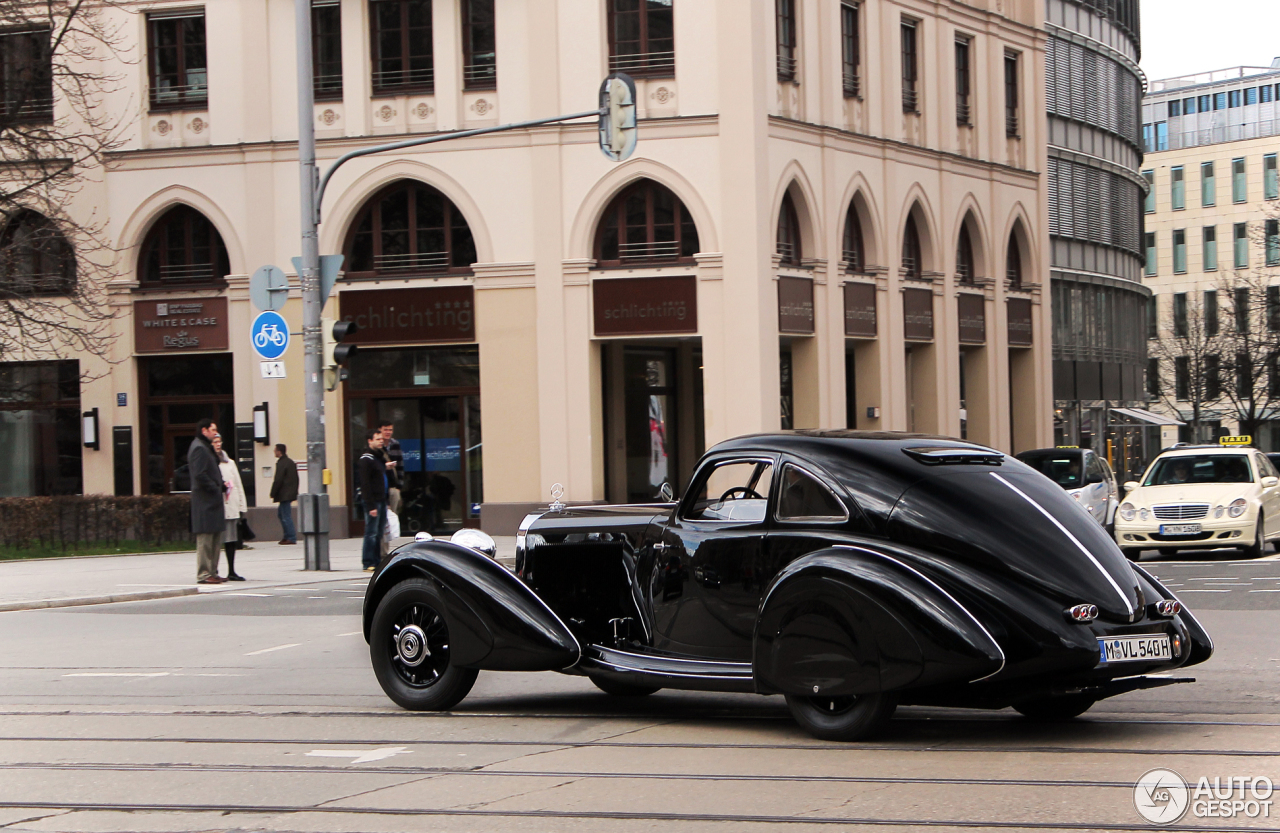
[345,181,477,277]
[956,225,975,284]
[902,214,923,280]
[0,211,75,295]
[139,205,230,286]
[777,190,801,265]
[1006,235,1023,289]
[595,179,699,266]
[843,204,864,273]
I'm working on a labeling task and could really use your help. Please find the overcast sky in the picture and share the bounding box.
[1140,0,1279,82]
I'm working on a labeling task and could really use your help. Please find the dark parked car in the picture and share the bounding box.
[363,432,1212,741]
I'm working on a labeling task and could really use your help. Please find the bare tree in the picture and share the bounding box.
[0,1,132,397]
[1216,247,1280,440]
[1149,289,1221,443]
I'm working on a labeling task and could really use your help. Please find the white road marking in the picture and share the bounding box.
[1203,582,1253,586]
[1176,589,1233,593]
[223,593,273,597]
[64,672,170,678]
[115,584,191,588]
[245,643,301,656]
[305,747,411,764]
[336,631,362,637]
[1248,589,1280,593]
[1188,577,1239,581]
[307,596,325,599]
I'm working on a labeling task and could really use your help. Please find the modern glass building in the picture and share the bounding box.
[1044,0,1153,478]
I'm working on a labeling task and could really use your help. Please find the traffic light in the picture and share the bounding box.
[322,318,358,391]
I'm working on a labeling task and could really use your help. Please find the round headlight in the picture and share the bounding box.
[1119,502,1136,521]
[450,528,498,558]
[1139,507,1150,521]
[1214,505,1225,519]
[1228,498,1248,518]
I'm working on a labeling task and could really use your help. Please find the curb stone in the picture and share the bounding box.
[0,587,198,613]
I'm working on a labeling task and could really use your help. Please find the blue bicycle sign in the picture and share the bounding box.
[250,311,290,360]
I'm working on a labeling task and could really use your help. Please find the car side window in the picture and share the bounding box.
[777,464,848,522]
[1257,454,1278,479]
[684,460,773,522]
[1085,455,1105,484]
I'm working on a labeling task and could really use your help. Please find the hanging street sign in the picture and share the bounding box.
[250,310,290,360]
[250,265,289,312]
[292,254,345,305]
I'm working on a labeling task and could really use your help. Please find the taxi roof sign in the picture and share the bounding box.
[1219,435,1253,446]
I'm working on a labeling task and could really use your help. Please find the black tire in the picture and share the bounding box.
[785,691,897,742]
[1242,515,1265,559]
[589,675,661,697]
[1014,695,1096,721]
[1121,547,1140,561]
[370,578,478,711]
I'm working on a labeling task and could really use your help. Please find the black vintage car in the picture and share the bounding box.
[363,432,1213,741]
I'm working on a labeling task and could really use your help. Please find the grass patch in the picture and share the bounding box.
[0,540,192,561]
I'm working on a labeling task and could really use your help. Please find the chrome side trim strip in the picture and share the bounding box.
[989,472,1135,615]
[593,646,750,669]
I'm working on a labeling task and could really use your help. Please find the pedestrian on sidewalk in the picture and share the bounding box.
[214,434,248,581]
[378,420,403,559]
[188,418,225,584]
[356,429,388,572]
[270,443,299,545]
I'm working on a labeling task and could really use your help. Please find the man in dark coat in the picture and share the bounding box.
[188,418,226,584]
[270,443,299,544]
[356,429,388,571]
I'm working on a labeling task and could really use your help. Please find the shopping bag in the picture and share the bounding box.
[384,509,400,541]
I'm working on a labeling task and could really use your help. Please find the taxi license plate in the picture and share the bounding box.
[1159,523,1201,535]
[1098,635,1172,663]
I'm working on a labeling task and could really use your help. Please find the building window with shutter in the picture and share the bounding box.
[1173,292,1188,336]
[901,19,918,113]
[1205,355,1221,399]
[1205,290,1219,336]
[1175,356,1190,401]
[1201,161,1215,207]
[1203,226,1217,272]
[1142,170,1155,213]
[1171,166,1185,210]
[1147,296,1158,340]
[1234,222,1249,269]
[954,36,971,126]
[607,0,674,78]
[147,11,208,110]
[1232,158,1247,203]
[1267,219,1280,267]
[1265,154,1278,201]
[1147,357,1160,397]
[1004,51,1019,137]
[1144,231,1156,276]
[1173,230,1187,274]
[776,0,797,82]
[840,2,860,98]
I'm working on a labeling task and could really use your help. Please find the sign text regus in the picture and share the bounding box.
[134,298,229,353]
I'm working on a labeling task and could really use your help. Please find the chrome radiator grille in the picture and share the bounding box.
[1152,503,1210,521]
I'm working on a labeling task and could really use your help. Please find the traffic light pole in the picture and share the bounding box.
[295,0,328,570]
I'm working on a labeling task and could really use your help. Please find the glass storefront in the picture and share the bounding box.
[139,354,235,494]
[0,361,82,496]
[345,345,481,535]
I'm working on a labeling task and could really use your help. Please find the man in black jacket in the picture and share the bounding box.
[188,418,226,584]
[270,444,299,544]
[356,430,388,571]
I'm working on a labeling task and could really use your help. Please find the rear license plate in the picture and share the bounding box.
[1098,635,1172,664]
[1159,523,1201,535]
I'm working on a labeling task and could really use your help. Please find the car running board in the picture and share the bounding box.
[579,645,756,693]
[1055,674,1195,701]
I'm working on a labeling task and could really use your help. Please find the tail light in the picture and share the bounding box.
[1172,632,1183,658]
[1154,599,1181,617]
[1066,604,1099,623]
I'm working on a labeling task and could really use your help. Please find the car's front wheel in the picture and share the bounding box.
[370,578,478,711]
[785,691,897,741]
[1242,515,1266,559]
[1014,695,1096,721]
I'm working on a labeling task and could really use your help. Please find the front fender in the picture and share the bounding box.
[753,547,1004,697]
[363,541,581,671]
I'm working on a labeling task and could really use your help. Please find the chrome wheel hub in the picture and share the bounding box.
[395,624,429,667]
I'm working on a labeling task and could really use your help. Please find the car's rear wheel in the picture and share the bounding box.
[1014,695,1096,721]
[1242,515,1265,559]
[589,675,661,697]
[370,578,478,711]
[785,691,897,741]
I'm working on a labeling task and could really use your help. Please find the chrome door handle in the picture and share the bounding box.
[653,541,666,553]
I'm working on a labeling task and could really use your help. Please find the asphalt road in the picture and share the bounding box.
[0,558,1278,832]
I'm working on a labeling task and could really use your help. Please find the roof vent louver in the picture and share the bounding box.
[902,446,1005,466]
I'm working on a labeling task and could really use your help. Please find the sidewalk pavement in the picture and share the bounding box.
[0,534,517,612]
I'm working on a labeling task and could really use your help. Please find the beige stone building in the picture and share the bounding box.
[1,0,1055,535]
[1141,62,1280,446]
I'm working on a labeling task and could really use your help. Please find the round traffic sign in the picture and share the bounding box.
[250,311,290,360]
[249,265,289,312]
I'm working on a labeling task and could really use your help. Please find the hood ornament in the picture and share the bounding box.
[549,482,566,512]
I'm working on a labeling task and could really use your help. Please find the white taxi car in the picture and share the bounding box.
[1115,445,1280,560]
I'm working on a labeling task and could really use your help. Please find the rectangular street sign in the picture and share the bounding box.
[260,361,286,378]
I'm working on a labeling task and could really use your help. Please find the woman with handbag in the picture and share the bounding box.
[213,435,248,581]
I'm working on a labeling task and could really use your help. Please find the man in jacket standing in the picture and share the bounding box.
[188,418,226,584]
[270,444,299,545]
[356,430,388,571]
[377,420,402,557]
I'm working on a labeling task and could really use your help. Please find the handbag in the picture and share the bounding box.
[237,515,256,542]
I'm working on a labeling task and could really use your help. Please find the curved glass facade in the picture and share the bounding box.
[1046,0,1151,463]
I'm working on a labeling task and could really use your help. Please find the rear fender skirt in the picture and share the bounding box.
[1130,562,1214,668]
[363,541,581,671]
[754,547,1004,697]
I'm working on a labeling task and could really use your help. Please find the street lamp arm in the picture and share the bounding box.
[314,109,603,221]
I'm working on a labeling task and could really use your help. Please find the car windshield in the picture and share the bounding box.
[1017,451,1084,488]
[1142,454,1253,486]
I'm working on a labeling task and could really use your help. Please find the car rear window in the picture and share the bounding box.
[1142,454,1252,486]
